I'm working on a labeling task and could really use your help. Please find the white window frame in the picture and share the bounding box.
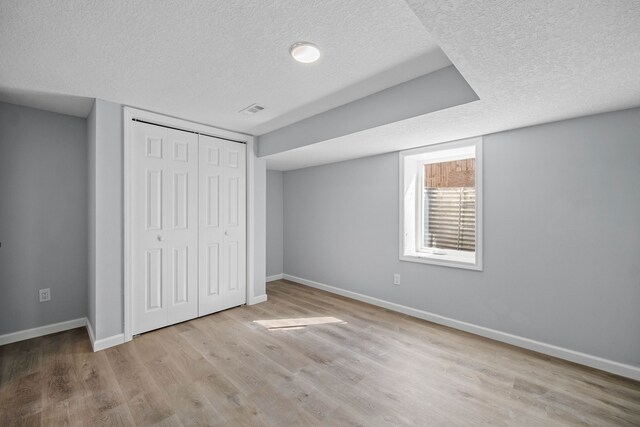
[399,137,483,271]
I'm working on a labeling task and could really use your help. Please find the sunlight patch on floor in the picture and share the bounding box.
[254,316,346,330]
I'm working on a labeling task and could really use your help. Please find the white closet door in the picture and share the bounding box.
[165,128,199,325]
[198,135,247,315]
[132,122,198,334]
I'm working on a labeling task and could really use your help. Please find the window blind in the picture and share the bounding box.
[424,187,476,252]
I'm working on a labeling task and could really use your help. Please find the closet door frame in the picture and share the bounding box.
[123,106,255,343]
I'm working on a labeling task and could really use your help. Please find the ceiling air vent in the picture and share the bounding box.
[239,103,265,116]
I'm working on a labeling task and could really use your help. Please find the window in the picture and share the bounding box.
[399,138,482,270]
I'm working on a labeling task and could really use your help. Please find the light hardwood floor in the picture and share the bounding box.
[1,279,639,426]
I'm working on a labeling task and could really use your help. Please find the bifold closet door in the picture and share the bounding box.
[198,134,247,316]
[132,122,198,335]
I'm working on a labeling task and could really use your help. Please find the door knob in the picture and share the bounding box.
[157,235,163,242]
[224,230,229,236]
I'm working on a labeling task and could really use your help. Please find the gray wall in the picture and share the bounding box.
[266,170,284,277]
[87,101,96,331]
[0,102,87,335]
[283,107,640,367]
[253,155,267,298]
[88,99,123,340]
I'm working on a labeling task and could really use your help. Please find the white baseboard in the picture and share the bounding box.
[0,317,124,352]
[85,319,124,352]
[86,319,96,347]
[283,274,640,381]
[0,318,87,346]
[266,273,284,282]
[93,333,125,351]
[248,294,268,305]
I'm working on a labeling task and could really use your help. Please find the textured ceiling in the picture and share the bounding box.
[0,0,448,133]
[266,0,640,170]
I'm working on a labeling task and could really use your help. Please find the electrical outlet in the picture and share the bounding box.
[393,274,401,286]
[39,288,51,302]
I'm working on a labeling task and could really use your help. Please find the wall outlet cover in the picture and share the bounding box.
[39,288,51,302]
[393,274,401,286]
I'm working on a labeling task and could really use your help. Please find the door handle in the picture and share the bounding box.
[224,230,229,236]
[157,235,163,242]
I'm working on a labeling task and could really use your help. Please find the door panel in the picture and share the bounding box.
[199,134,246,315]
[132,121,246,334]
[165,129,198,325]
[227,149,239,168]
[172,247,188,304]
[146,136,163,158]
[228,177,239,227]
[145,249,163,310]
[206,175,220,227]
[132,123,198,334]
[226,241,239,291]
[206,243,220,296]
[207,146,219,166]
[221,141,246,309]
[172,172,188,229]
[133,123,167,333]
[146,170,163,230]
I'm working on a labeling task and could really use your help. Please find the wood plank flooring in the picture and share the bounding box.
[1,279,639,426]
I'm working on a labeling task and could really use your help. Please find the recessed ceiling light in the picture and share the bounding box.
[290,42,320,64]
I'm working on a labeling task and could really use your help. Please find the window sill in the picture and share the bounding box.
[400,251,483,271]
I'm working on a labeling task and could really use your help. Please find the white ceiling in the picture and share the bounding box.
[265,0,640,170]
[3,1,638,171]
[0,0,448,133]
